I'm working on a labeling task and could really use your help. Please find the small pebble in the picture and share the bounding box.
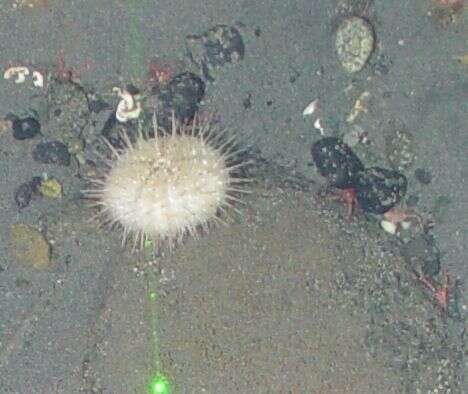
[66,136,85,155]
[14,182,34,208]
[39,178,62,199]
[33,141,71,166]
[9,223,52,270]
[14,177,41,209]
[12,117,41,140]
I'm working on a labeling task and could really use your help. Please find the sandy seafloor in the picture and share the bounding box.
[0,1,466,393]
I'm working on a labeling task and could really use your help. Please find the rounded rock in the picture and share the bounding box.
[156,72,206,129]
[32,140,71,166]
[186,24,245,81]
[14,177,42,209]
[39,178,63,199]
[355,167,407,214]
[335,17,375,73]
[14,182,34,209]
[311,137,364,189]
[12,117,41,140]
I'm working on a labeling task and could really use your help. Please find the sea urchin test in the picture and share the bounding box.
[84,116,248,251]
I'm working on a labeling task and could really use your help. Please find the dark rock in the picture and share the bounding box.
[14,177,42,209]
[32,141,71,166]
[156,72,205,129]
[14,182,33,208]
[355,167,407,214]
[311,137,364,189]
[186,24,244,81]
[12,117,41,140]
[47,80,90,137]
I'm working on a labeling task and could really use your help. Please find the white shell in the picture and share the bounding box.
[302,99,319,116]
[3,66,30,83]
[32,71,44,87]
[116,100,142,122]
[380,220,397,235]
[114,87,142,122]
[401,221,411,230]
[313,118,325,135]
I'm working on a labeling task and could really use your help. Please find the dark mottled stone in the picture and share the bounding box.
[32,141,71,166]
[14,177,42,209]
[355,166,407,214]
[12,117,41,140]
[186,24,244,81]
[14,182,33,208]
[156,72,205,129]
[311,137,364,189]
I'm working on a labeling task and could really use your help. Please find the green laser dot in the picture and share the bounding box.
[149,374,170,394]
[150,292,157,300]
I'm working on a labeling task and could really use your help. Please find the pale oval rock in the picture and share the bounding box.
[335,17,375,73]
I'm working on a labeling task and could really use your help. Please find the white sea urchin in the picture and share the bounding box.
[83,115,248,251]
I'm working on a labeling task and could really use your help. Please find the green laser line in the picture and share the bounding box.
[146,264,161,373]
[144,240,171,394]
[126,1,148,81]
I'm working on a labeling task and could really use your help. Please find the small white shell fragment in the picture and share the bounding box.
[303,99,319,117]
[400,221,411,230]
[113,87,142,122]
[346,91,370,123]
[381,220,397,235]
[313,118,325,135]
[4,66,30,83]
[32,71,44,87]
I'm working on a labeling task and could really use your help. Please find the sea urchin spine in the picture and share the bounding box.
[83,115,249,251]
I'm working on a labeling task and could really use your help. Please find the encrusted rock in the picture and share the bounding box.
[33,140,71,166]
[355,166,407,214]
[335,17,375,73]
[9,223,52,269]
[385,122,416,172]
[186,24,244,81]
